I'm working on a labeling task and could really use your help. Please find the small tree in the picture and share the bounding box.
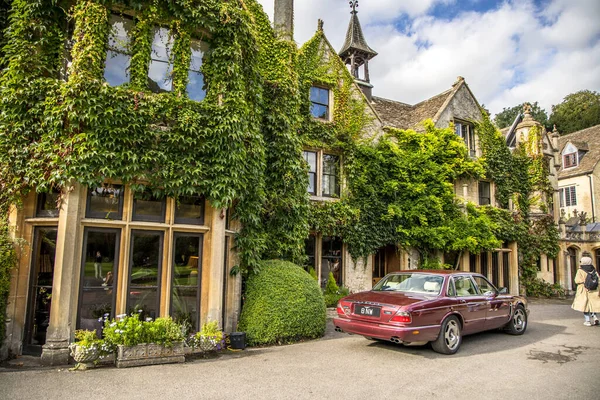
[494,102,548,129]
[549,90,600,134]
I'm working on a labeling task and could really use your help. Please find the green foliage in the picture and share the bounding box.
[308,267,318,280]
[73,328,100,347]
[102,313,185,350]
[0,211,16,349]
[238,260,326,346]
[494,102,548,129]
[0,0,309,273]
[476,111,560,293]
[323,272,349,307]
[549,90,600,134]
[187,320,225,351]
[522,277,565,298]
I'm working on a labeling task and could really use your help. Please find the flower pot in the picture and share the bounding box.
[115,342,185,368]
[69,343,99,370]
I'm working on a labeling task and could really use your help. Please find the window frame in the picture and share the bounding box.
[186,38,208,101]
[36,189,61,218]
[322,153,340,198]
[173,195,205,225]
[132,190,167,223]
[454,120,476,157]
[85,184,124,220]
[310,86,331,120]
[478,181,491,206]
[103,14,134,87]
[303,150,317,195]
[170,232,203,332]
[559,186,577,207]
[563,152,578,168]
[148,26,175,93]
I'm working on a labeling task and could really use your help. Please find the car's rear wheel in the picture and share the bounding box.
[431,316,462,355]
[505,304,527,335]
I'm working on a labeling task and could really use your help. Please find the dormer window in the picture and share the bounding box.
[561,143,580,169]
[310,87,330,120]
[563,152,577,168]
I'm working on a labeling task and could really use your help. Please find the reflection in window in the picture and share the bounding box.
[455,121,476,157]
[304,235,316,273]
[321,236,342,288]
[36,188,61,217]
[478,181,491,205]
[310,87,329,119]
[187,39,208,101]
[303,151,317,195]
[132,189,166,222]
[148,27,174,93]
[78,229,119,331]
[174,195,205,225]
[128,231,162,320]
[322,154,340,197]
[171,234,202,331]
[104,15,133,86]
[86,184,124,219]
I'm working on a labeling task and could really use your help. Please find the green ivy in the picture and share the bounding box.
[476,112,559,294]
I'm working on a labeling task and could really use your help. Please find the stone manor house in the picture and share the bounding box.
[1,0,563,364]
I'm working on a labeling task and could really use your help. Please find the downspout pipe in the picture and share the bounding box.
[589,174,596,222]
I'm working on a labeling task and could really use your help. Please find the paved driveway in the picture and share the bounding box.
[0,299,598,400]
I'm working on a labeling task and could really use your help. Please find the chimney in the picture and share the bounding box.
[274,0,294,40]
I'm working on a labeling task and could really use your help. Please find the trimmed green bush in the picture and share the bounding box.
[323,272,349,308]
[238,260,326,346]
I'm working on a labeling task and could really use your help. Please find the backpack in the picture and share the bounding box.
[584,270,599,291]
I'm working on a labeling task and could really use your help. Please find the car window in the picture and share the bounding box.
[473,276,497,296]
[373,273,443,295]
[453,276,477,297]
[447,278,456,296]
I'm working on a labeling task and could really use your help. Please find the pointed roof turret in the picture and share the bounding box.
[339,1,377,60]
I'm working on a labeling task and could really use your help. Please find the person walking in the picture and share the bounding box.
[571,255,600,326]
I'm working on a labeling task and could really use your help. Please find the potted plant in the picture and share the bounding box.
[102,313,186,368]
[188,321,225,353]
[69,329,101,370]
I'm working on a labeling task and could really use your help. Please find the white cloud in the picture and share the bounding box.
[257,0,600,116]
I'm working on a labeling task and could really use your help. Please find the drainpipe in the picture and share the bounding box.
[589,174,596,222]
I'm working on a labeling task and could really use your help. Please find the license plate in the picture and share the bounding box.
[355,304,381,317]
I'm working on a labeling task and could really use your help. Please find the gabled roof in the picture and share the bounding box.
[339,11,377,60]
[371,78,470,130]
[557,124,600,179]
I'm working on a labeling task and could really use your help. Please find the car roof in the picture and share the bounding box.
[390,270,481,276]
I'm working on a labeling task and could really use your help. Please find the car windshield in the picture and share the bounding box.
[373,273,444,295]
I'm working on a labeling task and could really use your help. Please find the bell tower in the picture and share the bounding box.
[338,0,378,100]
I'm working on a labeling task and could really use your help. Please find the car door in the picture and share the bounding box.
[452,275,487,334]
[473,276,511,330]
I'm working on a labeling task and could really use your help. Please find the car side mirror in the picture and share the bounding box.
[499,287,508,294]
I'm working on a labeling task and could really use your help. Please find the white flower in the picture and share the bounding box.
[146,317,153,322]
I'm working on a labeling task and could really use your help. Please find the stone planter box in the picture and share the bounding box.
[116,342,185,368]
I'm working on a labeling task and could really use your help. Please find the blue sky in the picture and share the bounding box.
[257,0,600,118]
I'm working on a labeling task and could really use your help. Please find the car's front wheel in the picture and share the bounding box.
[505,304,527,335]
[431,316,462,355]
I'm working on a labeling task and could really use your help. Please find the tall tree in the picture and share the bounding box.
[549,90,600,135]
[494,101,548,129]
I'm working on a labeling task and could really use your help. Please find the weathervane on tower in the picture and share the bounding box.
[349,1,358,14]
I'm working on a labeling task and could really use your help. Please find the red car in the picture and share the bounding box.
[333,270,528,354]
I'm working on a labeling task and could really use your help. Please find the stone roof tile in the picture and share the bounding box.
[557,124,600,179]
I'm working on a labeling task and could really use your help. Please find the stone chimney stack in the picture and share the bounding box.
[274,0,294,40]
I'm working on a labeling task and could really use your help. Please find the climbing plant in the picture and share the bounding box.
[477,112,560,294]
[0,0,311,274]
